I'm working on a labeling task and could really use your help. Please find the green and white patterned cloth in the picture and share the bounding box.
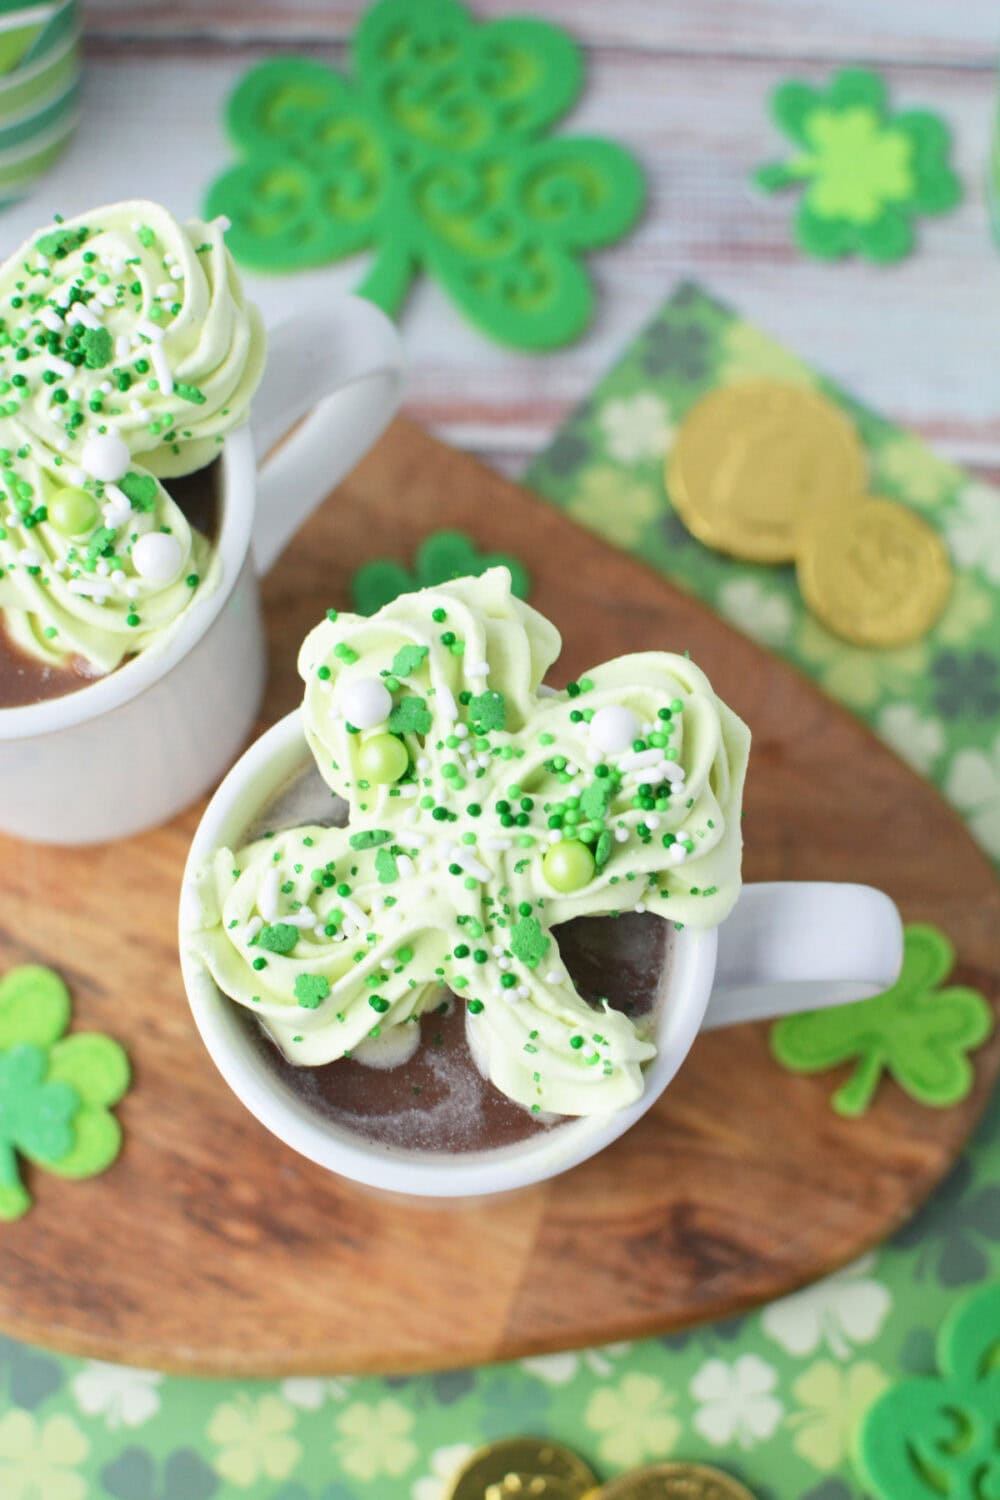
[0,285,998,1499]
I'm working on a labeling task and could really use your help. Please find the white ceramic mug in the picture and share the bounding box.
[0,297,404,845]
[179,710,905,1199]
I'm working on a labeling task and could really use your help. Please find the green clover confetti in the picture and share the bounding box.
[352,529,531,616]
[753,68,960,263]
[771,924,993,1117]
[856,1281,1000,1498]
[0,965,130,1221]
[204,0,644,349]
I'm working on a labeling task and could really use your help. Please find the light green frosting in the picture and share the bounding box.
[188,569,751,1118]
[0,200,264,674]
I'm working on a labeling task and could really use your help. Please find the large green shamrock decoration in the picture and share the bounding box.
[770,924,993,1116]
[351,528,530,615]
[856,1281,1000,1498]
[0,965,130,1221]
[204,0,645,349]
[753,68,960,263]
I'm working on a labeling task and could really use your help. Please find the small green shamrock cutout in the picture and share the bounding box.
[770,923,993,1116]
[204,0,644,349]
[856,1281,1000,1499]
[753,68,960,263]
[0,965,131,1221]
[351,529,531,616]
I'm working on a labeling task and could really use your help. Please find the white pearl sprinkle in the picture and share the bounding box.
[80,432,129,483]
[590,704,640,755]
[132,531,182,584]
[339,677,392,729]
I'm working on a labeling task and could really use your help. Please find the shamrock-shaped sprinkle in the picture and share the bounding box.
[753,68,960,263]
[204,0,644,349]
[0,965,130,1220]
[189,568,749,1116]
[857,1282,1000,1499]
[351,529,530,616]
[771,923,992,1116]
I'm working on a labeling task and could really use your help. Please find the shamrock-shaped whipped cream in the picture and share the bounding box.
[0,200,264,673]
[191,570,749,1116]
[0,964,130,1220]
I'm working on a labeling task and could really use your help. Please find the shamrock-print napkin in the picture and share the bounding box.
[525,282,1000,879]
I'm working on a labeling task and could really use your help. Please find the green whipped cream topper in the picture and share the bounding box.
[0,199,265,675]
[190,570,750,1117]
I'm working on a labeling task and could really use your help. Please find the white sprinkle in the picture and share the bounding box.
[52,558,66,574]
[99,381,113,395]
[465,661,489,677]
[342,918,358,939]
[150,342,173,395]
[111,569,126,585]
[624,762,671,787]
[125,583,139,600]
[436,683,458,722]
[57,285,74,307]
[130,399,144,415]
[67,580,108,603]
[34,253,50,271]
[115,334,130,362]
[95,560,110,578]
[477,754,492,770]
[96,289,117,308]
[457,852,491,881]
[287,908,317,928]
[615,827,629,843]
[74,303,102,330]
[397,784,419,798]
[381,959,395,971]
[245,916,263,940]
[634,903,646,915]
[372,894,385,917]
[136,318,163,343]
[396,854,415,877]
[455,723,469,739]
[39,307,63,332]
[618,747,663,772]
[155,282,178,299]
[69,386,84,403]
[546,830,561,845]
[647,814,660,831]
[516,985,530,1000]
[416,756,430,772]
[259,867,280,922]
[481,838,512,852]
[342,898,369,930]
[43,355,74,378]
[545,970,563,985]
[406,833,428,848]
[565,762,579,776]
[498,957,511,971]
[492,945,504,958]
[18,548,41,568]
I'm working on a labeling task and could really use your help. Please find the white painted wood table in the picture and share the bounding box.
[16,0,999,487]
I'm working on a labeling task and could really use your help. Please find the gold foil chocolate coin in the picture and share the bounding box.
[667,380,866,562]
[448,1439,598,1500]
[796,495,952,646]
[485,1476,582,1499]
[594,1461,757,1499]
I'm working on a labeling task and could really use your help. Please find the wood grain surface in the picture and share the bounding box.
[1,418,997,1377]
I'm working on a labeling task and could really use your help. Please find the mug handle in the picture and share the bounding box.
[702,881,904,1029]
[248,297,405,577]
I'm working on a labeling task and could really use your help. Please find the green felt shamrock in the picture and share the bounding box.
[204,0,644,349]
[856,1281,1000,1498]
[753,68,960,263]
[351,529,530,615]
[0,965,130,1221]
[770,923,993,1116]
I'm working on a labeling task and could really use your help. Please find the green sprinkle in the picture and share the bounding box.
[467,998,484,1014]
[175,381,207,405]
[256,923,300,953]
[468,690,506,732]
[349,828,392,849]
[510,915,550,970]
[391,643,429,677]
[294,974,330,1008]
[375,847,399,884]
[389,695,432,735]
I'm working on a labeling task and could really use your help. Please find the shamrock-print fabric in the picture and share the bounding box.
[3,280,1000,1497]
[204,0,644,350]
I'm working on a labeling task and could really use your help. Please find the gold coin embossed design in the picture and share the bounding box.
[448,1440,598,1500]
[485,1476,581,1499]
[796,495,952,646]
[667,380,867,561]
[594,1461,757,1499]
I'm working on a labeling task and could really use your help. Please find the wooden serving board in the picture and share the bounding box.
[1,418,998,1377]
